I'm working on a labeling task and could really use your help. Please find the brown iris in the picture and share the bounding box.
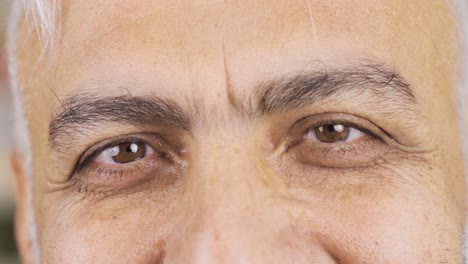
[314,124,350,143]
[109,142,146,164]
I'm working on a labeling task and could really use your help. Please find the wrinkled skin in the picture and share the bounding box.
[11,0,466,263]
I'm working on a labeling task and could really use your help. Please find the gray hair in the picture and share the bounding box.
[6,1,468,263]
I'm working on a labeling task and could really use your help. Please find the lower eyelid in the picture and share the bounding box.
[73,154,178,191]
[290,136,388,168]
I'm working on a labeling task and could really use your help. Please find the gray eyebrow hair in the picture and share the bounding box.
[49,93,191,145]
[256,62,415,114]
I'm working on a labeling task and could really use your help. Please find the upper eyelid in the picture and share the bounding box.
[74,115,390,171]
[295,116,387,142]
[81,141,147,166]
[281,113,395,152]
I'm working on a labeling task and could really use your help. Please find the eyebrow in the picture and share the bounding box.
[256,62,414,114]
[49,61,415,147]
[49,94,191,144]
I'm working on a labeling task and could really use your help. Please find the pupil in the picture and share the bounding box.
[126,143,138,153]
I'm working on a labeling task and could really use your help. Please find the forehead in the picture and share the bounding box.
[60,0,454,49]
[45,0,456,95]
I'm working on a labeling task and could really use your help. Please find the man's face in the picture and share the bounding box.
[14,0,465,263]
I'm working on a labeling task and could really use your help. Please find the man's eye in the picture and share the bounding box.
[280,114,391,169]
[71,134,183,193]
[304,123,366,143]
[93,141,155,165]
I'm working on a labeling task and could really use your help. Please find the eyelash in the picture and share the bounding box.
[280,113,392,169]
[78,165,127,181]
[285,118,381,150]
[69,134,184,194]
[305,119,380,139]
[72,114,390,187]
[74,135,168,173]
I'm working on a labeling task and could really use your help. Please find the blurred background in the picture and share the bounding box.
[0,0,18,263]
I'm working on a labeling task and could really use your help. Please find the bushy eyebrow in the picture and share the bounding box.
[48,61,416,148]
[256,62,415,114]
[49,93,191,145]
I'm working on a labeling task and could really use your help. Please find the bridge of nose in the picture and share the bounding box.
[161,138,336,263]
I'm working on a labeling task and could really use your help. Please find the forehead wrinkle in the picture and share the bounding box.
[51,0,455,86]
[24,0,458,68]
[19,1,460,151]
[222,41,249,117]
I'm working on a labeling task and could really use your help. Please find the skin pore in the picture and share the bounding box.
[11,0,466,263]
